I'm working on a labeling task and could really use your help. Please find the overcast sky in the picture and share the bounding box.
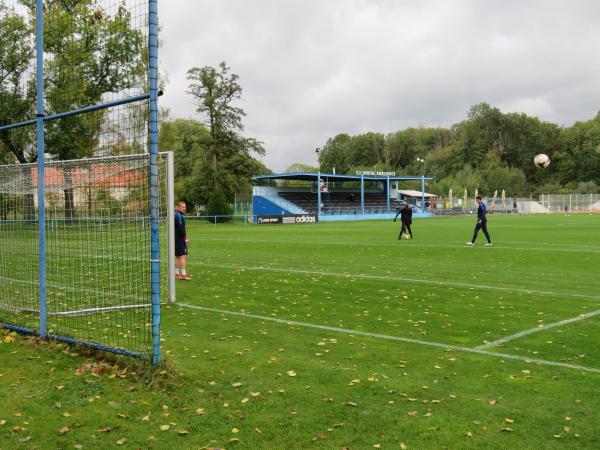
[159,0,600,172]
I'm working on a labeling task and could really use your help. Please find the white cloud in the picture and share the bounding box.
[159,0,600,171]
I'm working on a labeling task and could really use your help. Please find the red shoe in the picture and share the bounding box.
[181,274,191,281]
[175,274,182,280]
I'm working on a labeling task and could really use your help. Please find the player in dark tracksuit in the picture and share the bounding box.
[174,201,191,280]
[466,195,492,246]
[394,203,413,240]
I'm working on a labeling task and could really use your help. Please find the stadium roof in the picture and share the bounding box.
[253,172,434,182]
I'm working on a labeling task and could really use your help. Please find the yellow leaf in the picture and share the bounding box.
[250,392,261,397]
[505,418,514,424]
[160,424,170,431]
[255,427,262,433]
[58,426,69,435]
[407,411,418,417]
[287,370,297,377]
[141,415,150,421]
[116,438,127,445]
[400,443,408,450]
[564,426,571,433]
[373,444,381,448]
[195,408,206,416]
[232,427,240,433]
[178,429,189,435]
[488,400,497,405]
[241,398,249,404]
[232,382,243,387]
[465,432,473,437]
[61,412,71,417]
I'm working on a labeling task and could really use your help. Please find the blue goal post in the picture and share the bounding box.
[0,0,169,363]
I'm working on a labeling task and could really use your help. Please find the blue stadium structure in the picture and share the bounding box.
[252,172,435,222]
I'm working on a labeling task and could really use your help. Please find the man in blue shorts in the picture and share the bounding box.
[174,201,191,280]
[466,195,492,246]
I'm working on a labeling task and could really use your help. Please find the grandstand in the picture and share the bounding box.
[252,172,435,221]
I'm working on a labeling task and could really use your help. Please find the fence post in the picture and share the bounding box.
[35,0,48,339]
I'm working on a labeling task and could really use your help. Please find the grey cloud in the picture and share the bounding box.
[160,0,600,171]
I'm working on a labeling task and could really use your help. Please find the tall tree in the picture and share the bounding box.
[186,61,265,191]
[0,4,35,163]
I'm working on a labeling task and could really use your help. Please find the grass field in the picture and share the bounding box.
[2,213,600,449]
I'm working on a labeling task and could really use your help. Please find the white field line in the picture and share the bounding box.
[0,303,148,317]
[477,308,600,350]
[177,303,600,374]
[196,237,600,254]
[191,261,600,302]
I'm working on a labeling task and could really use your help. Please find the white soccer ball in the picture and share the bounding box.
[534,153,550,168]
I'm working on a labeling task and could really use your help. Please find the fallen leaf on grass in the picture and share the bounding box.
[116,438,127,445]
[159,424,170,431]
[58,426,69,435]
[195,408,206,416]
[287,370,297,377]
[178,429,189,435]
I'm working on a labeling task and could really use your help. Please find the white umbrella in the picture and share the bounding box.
[448,188,453,209]
[492,189,498,209]
[501,189,506,208]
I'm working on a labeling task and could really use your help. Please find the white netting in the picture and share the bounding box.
[0,153,170,357]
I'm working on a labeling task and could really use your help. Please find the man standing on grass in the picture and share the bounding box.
[394,202,413,240]
[466,195,492,246]
[174,201,191,280]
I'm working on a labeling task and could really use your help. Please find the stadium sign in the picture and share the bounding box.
[355,170,396,176]
[256,214,318,225]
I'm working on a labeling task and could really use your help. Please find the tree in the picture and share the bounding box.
[186,61,265,192]
[158,116,268,211]
[0,4,35,164]
[39,0,145,218]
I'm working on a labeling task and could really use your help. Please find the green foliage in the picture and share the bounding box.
[158,116,268,211]
[206,187,232,223]
[186,61,265,191]
[314,103,600,194]
[0,3,35,163]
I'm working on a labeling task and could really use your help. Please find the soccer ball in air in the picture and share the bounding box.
[533,153,550,168]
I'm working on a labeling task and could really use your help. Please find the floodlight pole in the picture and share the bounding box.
[35,0,47,339]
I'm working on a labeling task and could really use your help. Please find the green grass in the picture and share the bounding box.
[2,213,600,448]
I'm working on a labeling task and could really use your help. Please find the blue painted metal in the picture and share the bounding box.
[360,175,364,215]
[317,171,321,219]
[0,94,151,132]
[254,172,434,182]
[252,196,293,216]
[421,175,426,213]
[35,0,47,339]
[148,0,161,365]
[386,176,390,210]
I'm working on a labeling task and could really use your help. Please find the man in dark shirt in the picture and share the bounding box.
[394,202,413,240]
[174,201,191,280]
[466,196,492,246]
